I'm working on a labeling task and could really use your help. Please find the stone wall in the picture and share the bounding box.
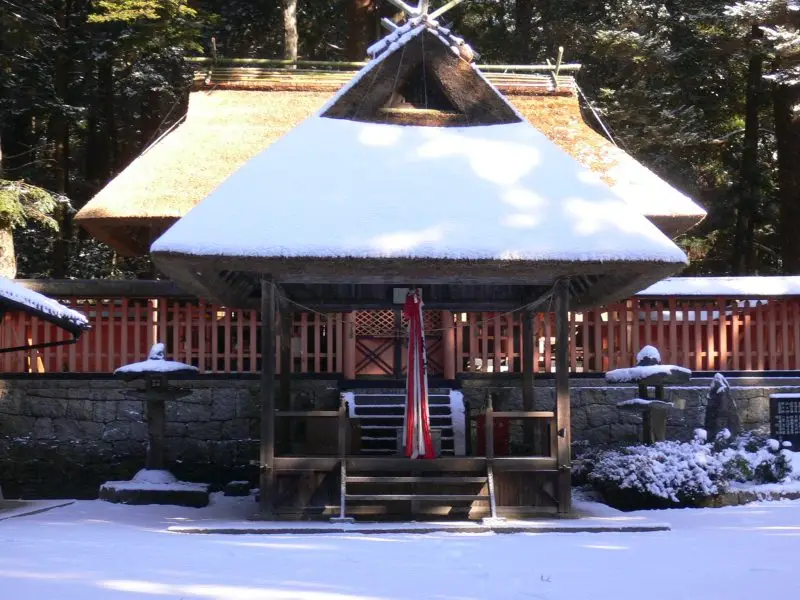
[0,376,795,498]
[459,378,794,445]
[0,377,339,499]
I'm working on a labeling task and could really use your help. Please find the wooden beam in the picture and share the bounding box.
[554,278,572,515]
[276,274,558,286]
[288,300,535,311]
[259,279,277,515]
[16,279,188,298]
[271,455,558,472]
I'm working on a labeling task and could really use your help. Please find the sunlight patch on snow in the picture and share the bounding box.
[502,188,547,210]
[564,197,677,243]
[415,128,540,186]
[501,213,541,228]
[357,123,402,147]
[368,226,445,254]
[0,569,88,581]
[100,579,382,599]
[215,541,330,551]
[581,544,629,551]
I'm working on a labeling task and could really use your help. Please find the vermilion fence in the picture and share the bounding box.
[2,293,799,375]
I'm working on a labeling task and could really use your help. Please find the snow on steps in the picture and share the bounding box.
[341,389,466,456]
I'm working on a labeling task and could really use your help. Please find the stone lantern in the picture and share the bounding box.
[99,343,209,507]
[606,345,692,443]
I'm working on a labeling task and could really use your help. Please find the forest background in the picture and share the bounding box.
[1,0,799,280]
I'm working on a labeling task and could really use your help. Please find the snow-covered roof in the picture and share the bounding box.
[151,117,687,265]
[638,276,800,297]
[0,277,89,336]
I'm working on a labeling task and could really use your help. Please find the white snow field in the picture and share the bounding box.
[1,495,799,600]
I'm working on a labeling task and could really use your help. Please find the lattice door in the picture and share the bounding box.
[354,310,445,377]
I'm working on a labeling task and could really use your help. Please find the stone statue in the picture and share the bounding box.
[705,373,741,438]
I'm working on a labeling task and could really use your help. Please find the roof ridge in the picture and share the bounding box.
[367,15,476,63]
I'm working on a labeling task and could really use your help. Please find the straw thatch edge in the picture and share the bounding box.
[152,252,686,310]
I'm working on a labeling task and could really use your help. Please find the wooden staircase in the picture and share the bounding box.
[333,458,499,521]
[342,388,466,456]
[329,387,500,521]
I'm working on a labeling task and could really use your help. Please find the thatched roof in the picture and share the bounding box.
[150,18,687,311]
[75,89,333,255]
[75,40,704,256]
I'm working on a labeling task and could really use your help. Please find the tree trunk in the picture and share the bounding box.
[283,0,299,61]
[345,0,374,61]
[515,0,534,64]
[140,89,162,149]
[774,83,800,273]
[0,227,17,279]
[50,0,73,278]
[732,25,762,275]
[100,58,118,174]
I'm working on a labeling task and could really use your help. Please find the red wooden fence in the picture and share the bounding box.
[2,295,797,375]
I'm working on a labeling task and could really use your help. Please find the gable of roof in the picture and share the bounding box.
[322,19,519,126]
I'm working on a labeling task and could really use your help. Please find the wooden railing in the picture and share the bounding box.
[2,288,799,375]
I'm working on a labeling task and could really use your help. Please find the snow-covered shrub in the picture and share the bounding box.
[715,431,793,484]
[572,444,608,486]
[587,440,725,509]
[582,432,799,510]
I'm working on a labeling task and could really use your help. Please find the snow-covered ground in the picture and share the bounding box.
[2,496,800,600]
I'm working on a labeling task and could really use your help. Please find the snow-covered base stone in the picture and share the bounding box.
[99,469,210,508]
[617,398,674,408]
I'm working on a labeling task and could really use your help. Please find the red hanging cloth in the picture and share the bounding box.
[402,289,435,459]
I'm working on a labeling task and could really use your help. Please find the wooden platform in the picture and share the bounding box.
[273,456,558,472]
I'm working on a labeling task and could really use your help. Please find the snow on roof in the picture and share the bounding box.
[151,117,687,265]
[605,157,706,219]
[638,276,800,297]
[0,277,89,333]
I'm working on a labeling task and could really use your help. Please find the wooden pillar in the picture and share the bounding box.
[442,310,456,380]
[279,301,292,411]
[522,308,536,452]
[554,279,572,514]
[393,309,403,378]
[343,311,356,379]
[259,279,277,515]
